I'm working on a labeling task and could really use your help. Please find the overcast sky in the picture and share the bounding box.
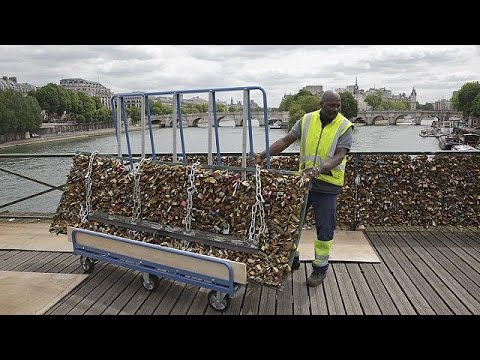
[1,45,479,108]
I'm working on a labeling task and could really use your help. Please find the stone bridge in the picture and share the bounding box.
[353,110,463,125]
[148,111,290,127]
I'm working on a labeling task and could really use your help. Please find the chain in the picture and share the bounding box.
[247,164,267,246]
[184,161,200,232]
[131,158,147,224]
[79,151,99,223]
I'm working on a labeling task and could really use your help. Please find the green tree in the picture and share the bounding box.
[339,91,358,118]
[126,107,141,124]
[77,92,97,122]
[471,93,480,118]
[92,96,103,110]
[68,91,81,114]
[289,103,305,129]
[452,81,480,117]
[423,102,434,111]
[34,83,61,121]
[364,92,383,110]
[296,94,320,113]
[279,94,294,111]
[0,90,42,135]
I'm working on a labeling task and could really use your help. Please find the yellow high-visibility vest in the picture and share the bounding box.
[299,110,353,186]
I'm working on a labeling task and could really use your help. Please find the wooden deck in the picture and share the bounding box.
[1,226,479,315]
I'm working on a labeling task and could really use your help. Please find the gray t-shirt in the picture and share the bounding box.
[289,117,353,195]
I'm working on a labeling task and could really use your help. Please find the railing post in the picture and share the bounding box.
[352,153,361,231]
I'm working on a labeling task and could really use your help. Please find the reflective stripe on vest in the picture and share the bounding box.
[299,111,352,186]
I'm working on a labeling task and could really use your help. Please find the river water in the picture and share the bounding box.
[0,120,443,213]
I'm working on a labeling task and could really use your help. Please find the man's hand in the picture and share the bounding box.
[248,153,262,167]
[303,166,320,179]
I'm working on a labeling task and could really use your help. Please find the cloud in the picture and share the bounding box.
[0,45,478,106]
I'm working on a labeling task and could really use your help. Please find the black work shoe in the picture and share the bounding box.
[291,256,300,270]
[306,267,327,287]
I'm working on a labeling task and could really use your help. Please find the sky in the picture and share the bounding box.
[1,45,479,108]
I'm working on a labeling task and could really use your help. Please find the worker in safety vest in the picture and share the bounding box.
[250,90,353,287]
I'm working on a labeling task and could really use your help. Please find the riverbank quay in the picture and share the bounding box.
[0,218,479,315]
[0,127,116,150]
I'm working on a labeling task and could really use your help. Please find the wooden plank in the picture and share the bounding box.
[334,263,363,315]
[308,263,328,315]
[0,250,21,262]
[154,281,188,315]
[366,230,434,315]
[44,254,79,274]
[49,262,115,315]
[359,263,399,315]
[55,256,85,275]
[380,227,453,315]
[276,272,293,315]
[241,283,262,315]
[89,211,258,253]
[36,252,73,273]
[293,263,310,315]
[70,227,247,284]
[394,226,477,315]
[186,288,209,315]
[68,266,128,315]
[425,228,480,274]
[23,252,63,272]
[136,278,174,315]
[431,227,480,260]
[86,270,140,315]
[102,272,143,315]
[170,283,201,315]
[46,261,109,314]
[0,250,40,271]
[9,251,49,271]
[409,227,480,299]
[465,227,480,242]
[345,263,382,315]
[442,226,480,246]
[223,284,246,315]
[323,266,345,315]
[257,285,277,315]
[119,284,151,315]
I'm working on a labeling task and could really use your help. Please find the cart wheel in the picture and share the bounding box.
[140,273,159,291]
[80,256,94,273]
[208,290,231,312]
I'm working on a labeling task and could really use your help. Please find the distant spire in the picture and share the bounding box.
[355,76,358,86]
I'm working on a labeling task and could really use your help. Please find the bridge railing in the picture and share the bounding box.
[1,152,478,230]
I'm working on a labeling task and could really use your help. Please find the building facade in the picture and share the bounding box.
[60,78,113,109]
[0,76,36,94]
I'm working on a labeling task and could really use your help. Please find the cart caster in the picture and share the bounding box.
[140,273,159,291]
[80,256,95,273]
[208,290,231,312]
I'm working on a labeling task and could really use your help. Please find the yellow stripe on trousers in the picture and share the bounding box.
[313,239,332,267]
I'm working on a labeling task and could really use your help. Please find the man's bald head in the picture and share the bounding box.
[320,90,341,103]
[320,90,341,122]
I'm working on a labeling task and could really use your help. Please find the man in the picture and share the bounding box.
[250,90,353,287]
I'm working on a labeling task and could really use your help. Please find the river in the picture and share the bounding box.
[0,120,442,213]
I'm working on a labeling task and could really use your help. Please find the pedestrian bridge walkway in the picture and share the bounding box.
[0,223,478,315]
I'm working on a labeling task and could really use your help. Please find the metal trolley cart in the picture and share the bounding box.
[68,86,277,312]
[68,226,247,311]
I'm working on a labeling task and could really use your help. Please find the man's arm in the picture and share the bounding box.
[252,133,297,164]
[303,147,348,178]
[319,147,348,174]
